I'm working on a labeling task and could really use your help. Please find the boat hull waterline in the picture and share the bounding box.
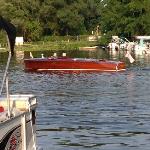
[24,57,126,73]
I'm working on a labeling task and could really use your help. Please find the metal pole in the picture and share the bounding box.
[22,114,27,150]
[0,51,11,95]
[6,74,11,118]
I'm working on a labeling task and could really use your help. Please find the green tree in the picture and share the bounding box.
[0,0,41,41]
[100,0,150,38]
[39,0,102,36]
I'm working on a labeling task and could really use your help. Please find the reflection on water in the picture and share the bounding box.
[0,49,150,150]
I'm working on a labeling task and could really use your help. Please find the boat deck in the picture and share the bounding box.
[0,94,37,122]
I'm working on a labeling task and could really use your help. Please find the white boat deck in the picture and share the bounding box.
[0,94,37,150]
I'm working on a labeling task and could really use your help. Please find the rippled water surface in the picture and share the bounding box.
[0,50,150,150]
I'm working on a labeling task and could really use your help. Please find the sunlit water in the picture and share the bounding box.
[0,50,150,150]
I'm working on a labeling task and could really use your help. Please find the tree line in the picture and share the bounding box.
[0,0,150,42]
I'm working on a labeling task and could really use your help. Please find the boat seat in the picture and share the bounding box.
[0,111,7,122]
[0,106,6,122]
[0,106,4,112]
[0,94,37,111]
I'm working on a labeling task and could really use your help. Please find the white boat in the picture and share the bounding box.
[0,16,38,150]
[108,36,130,51]
[0,95,37,150]
[108,36,150,55]
[133,36,150,55]
[79,46,99,51]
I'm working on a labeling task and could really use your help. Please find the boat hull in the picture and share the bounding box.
[24,57,126,73]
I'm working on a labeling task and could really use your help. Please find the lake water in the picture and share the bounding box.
[0,49,150,150]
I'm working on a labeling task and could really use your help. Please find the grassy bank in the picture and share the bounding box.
[0,35,100,52]
[15,40,98,52]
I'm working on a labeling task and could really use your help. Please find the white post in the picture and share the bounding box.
[53,53,57,57]
[62,53,66,57]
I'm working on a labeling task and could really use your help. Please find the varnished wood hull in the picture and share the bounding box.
[24,57,126,73]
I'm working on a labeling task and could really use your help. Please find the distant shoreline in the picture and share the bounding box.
[14,41,99,52]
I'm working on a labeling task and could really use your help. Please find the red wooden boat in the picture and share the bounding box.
[24,56,125,73]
